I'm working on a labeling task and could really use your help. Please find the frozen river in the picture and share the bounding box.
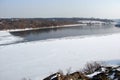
[1,24,120,46]
[0,25,120,80]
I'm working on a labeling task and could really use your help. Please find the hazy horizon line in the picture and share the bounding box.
[0,17,119,19]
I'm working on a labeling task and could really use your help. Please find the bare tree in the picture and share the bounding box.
[82,62,101,74]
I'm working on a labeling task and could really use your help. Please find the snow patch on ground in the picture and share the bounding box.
[87,72,101,78]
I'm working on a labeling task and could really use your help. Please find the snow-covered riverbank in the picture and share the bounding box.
[0,31,120,80]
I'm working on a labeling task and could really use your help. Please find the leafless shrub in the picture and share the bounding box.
[58,69,64,75]
[82,61,101,75]
[66,67,72,75]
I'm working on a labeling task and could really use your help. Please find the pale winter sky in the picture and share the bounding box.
[0,0,120,19]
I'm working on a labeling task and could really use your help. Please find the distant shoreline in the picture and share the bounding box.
[1,24,86,32]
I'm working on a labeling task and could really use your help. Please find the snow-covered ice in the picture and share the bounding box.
[0,31,23,46]
[0,31,120,80]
